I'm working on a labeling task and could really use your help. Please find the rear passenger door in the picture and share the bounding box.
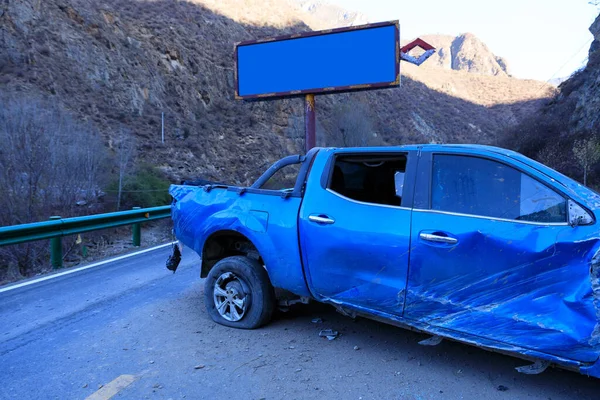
[299,150,416,316]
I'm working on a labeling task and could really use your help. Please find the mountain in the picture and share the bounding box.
[0,0,553,188]
[290,0,370,29]
[415,34,510,77]
[502,13,600,185]
[291,2,511,78]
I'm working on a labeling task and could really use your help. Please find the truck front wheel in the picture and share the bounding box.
[204,256,275,329]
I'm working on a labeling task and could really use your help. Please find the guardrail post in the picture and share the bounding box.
[132,207,141,247]
[49,216,62,269]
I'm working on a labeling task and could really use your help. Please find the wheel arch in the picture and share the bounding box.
[200,230,263,278]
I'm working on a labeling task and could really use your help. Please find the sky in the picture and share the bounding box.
[331,0,599,81]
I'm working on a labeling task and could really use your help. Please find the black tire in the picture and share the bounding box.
[204,256,275,329]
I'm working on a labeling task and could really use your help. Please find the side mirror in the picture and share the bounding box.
[568,199,594,227]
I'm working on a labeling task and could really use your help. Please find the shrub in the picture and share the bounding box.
[106,164,171,209]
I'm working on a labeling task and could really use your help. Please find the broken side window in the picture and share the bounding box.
[328,154,407,207]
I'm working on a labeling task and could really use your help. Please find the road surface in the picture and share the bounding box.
[0,245,598,399]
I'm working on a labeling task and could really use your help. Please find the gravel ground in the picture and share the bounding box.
[1,247,598,399]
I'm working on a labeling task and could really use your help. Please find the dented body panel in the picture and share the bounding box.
[170,185,311,297]
[170,144,600,377]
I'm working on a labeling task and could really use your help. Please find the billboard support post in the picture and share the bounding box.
[234,21,435,152]
[305,94,316,152]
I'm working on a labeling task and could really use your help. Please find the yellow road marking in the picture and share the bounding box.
[86,375,136,400]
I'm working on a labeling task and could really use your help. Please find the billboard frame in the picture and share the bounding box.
[233,20,400,100]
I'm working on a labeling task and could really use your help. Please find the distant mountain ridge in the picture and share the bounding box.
[410,34,510,77]
[291,1,510,78]
[290,0,370,29]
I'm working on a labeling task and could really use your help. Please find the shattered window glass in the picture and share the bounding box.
[431,155,567,223]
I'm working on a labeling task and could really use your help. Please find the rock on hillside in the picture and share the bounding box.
[0,0,553,186]
[418,33,510,77]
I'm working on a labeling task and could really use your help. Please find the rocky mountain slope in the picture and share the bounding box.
[502,13,600,183]
[0,0,553,187]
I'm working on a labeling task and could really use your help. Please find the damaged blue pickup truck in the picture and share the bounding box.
[169,144,600,378]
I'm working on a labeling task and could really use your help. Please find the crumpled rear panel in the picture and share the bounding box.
[169,185,311,297]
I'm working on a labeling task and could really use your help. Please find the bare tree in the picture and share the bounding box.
[0,96,107,277]
[573,137,600,186]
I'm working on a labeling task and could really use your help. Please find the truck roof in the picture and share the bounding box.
[328,143,519,155]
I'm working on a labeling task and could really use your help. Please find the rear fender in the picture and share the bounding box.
[171,186,311,297]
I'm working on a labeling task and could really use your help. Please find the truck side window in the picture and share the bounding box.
[261,164,301,191]
[431,155,567,223]
[328,155,407,207]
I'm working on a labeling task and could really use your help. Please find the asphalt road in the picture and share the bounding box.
[0,245,599,400]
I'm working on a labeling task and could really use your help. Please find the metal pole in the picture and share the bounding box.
[304,94,316,152]
[161,112,165,144]
[132,207,141,247]
[49,216,62,269]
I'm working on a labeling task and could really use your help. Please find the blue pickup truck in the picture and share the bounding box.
[169,144,600,378]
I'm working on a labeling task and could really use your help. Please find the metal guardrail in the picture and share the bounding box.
[0,205,171,268]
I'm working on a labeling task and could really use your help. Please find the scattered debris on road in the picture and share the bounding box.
[353,346,360,350]
[194,364,205,370]
[418,335,443,346]
[515,360,550,375]
[311,318,323,323]
[319,329,339,340]
[497,385,509,392]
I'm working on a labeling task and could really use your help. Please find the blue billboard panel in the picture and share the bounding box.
[235,21,399,99]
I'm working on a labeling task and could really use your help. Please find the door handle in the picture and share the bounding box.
[420,233,457,244]
[308,215,335,225]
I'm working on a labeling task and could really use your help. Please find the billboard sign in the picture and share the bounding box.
[235,21,400,99]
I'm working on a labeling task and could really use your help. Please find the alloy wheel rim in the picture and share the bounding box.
[213,272,249,321]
